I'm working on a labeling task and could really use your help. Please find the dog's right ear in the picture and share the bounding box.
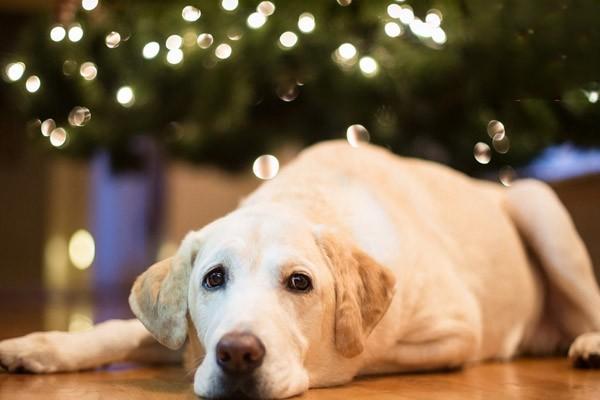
[128,232,200,350]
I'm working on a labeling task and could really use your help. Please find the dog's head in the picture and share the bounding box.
[129,206,396,398]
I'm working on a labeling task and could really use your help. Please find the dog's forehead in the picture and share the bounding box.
[197,206,320,266]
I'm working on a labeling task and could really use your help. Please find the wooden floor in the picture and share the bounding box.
[0,294,599,399]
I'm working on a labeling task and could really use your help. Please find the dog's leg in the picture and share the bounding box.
[0,319,181,373]
[505,179,600,367]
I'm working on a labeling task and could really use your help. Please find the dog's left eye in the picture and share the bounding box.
[203,266,226,289]
[286,273,312,292]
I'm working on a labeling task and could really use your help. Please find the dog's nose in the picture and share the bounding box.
[216,332,265,375]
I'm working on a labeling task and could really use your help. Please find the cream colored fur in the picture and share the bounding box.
[2,141,600,398]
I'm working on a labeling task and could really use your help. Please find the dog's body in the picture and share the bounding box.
[2,141,600,398]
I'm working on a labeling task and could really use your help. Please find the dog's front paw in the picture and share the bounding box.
[569,332,600,369]
[0,332,68,373]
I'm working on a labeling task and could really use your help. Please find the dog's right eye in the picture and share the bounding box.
[203,266,226,289]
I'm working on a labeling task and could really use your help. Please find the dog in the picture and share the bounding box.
[1,140,600,398]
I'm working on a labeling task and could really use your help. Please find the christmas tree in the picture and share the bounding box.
[3,0,600,174]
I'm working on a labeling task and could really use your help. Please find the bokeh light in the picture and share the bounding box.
[473,142,491,164]
[182,5,201,22]
[68,24,84,42]
[142,41,160,59]
[68,106,91,127]
[279,31,298,48]
[298,13,315,33]
[215,43,232,59]
[221,0,238,11]
[105,31,121,48]
[166,34,183,50]
[359,56,378,77]
[41,118,55,137]
[79,61,97,80]
[68,229,95,270]
[116,86,135,107]
[49,127,68,147]
[25,75,41,93]
[257,1,275,16]
[167,48,184,64]
[81,0,99,11]
[385,22,402,38]
[253,155,280,180]
[50,25,66,42]
[487,120,505,138]
[247,12,267,29]
[197,33,214,48]
[5,62,25,81]
[346,124,370,147]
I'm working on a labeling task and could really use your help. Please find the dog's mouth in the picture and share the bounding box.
[218,375,265,399]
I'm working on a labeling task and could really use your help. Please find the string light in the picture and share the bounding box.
[197,33,214,48]
[384,21,402,37]
[425,9,442,27]
[25,75,41,93]
[105,31,121,48]
[116,86,135,107]
[50,25,66,42]
[215,43,232,59]
[167,48,184,64]
[182,5,201,22]
[142,41,160,59]
[5,62,25,81]
[257,1,275,16]
[298,13,315,33]
[49,127,68,147]
[79,61,97,80]
[359,56,378,77]
[68,24,84,42]
[409,19,432,38]
[221,0,238,11]
[166,34,183,50]
[41,118,55,137]
[68,106,91,127]
[279,31,298,48]
[431,27,447,44]
[81,0,99,11]
[247,12,267,29]
[398,6,414,24]
[337,43,357,60]
[387,4,402,18]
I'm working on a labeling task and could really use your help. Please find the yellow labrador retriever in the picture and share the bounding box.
[1,140,600,398]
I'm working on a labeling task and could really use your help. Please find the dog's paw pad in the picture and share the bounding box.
[569,332,600,369]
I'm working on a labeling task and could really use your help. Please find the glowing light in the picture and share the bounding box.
[431,27,447,44]
[487,120,505,138]
[68,106,91,127]
[49,127,68,147]
[116,86,135,107]
[25,75,41,93]
[81,0,98,11]
[166,34,183,50]
[68,229,95,270]
[398,6,414,24]
[227,29,243,41]
[68,313,93,332]
[105,31,121,48]
[253,155,279,180]
[586,90,599,103]
[257,1,275,16]
[499,166,516,187]
[197,33,214,48]
[387,4,402,18]
[298,13,315,33]
[79,61,97,80]
[221,0,238,11]
[409,19,433,38]
[337,0,352,6]
[338,43,357,60]
[385,22,402,37]
[142,41,160,59]
[182,5,201,22]
[41,119,55,137]
[68,24,84,42]
[167,48,184,64]
[279,31,298,48]
[493,133,510,154]
[215,43,232,59]
[473,142,491,164]
[247,12,267,29]
[346,124,370,147]
[50,25,66,42]
[5,62,25,81]
[359,56,378,77]
[425,9,442,27]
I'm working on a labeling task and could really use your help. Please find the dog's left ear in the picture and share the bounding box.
[316,229,396,358]
[128,232,200,350]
